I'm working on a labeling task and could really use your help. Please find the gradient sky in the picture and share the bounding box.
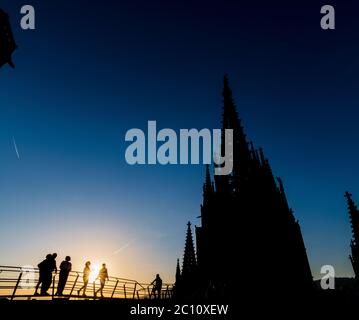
[0,0,359,282]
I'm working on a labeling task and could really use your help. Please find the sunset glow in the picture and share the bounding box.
[89,263,100,283]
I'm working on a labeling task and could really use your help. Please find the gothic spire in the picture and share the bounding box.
[345,191,359,245]
[175,258,181,284]
[345,191,359,280]
[222,74,240,130]
[182,222,197,276]
[203,164,213,196]
[220,75,251,182]
[200,165,213,227]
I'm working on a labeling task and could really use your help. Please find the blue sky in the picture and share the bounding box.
[0,0,359,282]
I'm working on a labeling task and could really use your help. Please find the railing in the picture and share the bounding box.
[0,266,173,301]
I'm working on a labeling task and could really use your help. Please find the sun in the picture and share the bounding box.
[89,263,100,283]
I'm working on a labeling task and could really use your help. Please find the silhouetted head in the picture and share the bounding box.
[85,261,91,267]
[52,253,57,258]
[156,274,160,278]
[65,256,71,262]
[46,254,52,259]
[102,263,106,268]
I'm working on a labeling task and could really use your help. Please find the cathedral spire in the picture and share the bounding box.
[345,192,359,245]
[200,165,213,227]
[175,258,181,284]
[182,222,197,276]
[222,75,240,129]
[345,191,359,281]
[220,75,250,182]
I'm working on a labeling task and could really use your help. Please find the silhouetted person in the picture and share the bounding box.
[41,253,57,295]
[78,261,91,297]
[151,274,162,299]
[56,256,72,296]
[34,254,52,295]
[95,263,109,298]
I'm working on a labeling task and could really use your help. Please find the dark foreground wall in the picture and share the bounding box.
[0,292,357,320]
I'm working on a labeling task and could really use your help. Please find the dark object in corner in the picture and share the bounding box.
[0,8,17,69]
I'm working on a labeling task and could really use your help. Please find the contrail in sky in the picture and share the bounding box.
[13,138,20,159]
[114,239,136,255]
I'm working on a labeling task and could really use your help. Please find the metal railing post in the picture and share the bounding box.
[132,283,137,299]
[52,275,56,299]
[111,280,119,299]
[11,272,22,300]
[69,274,79,297]
[123,284,126,299]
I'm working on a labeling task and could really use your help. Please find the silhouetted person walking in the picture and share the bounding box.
[56,256,72,296]
[41,253,57,295]
[95,263,109,298]
[151,274,162,299]
[34,254,52,295]
[78,261,91,297]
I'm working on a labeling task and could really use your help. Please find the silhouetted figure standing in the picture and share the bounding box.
[95,263,109,298]
[151,274,162,299]
[41,253,57,295]
[78,261,91,297]
[34,254,52,295]
[56,256,72,296]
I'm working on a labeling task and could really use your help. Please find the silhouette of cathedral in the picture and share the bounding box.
[175,76,314,299]
[345,192,359,284]
[182,222,197,277]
